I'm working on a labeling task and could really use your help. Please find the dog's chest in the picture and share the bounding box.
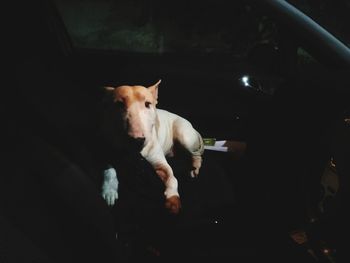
[155,109,177,154]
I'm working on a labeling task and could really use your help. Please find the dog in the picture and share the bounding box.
[101,80,204,214]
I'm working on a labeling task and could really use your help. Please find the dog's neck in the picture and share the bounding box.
[154,111,161,137]
[140,110,161,156]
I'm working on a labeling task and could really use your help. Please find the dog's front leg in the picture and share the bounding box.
[155,162,181,214]
[141,146,181,214]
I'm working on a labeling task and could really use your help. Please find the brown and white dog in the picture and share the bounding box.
[102,80,204,214]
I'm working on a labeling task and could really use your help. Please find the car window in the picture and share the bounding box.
[286,0,350,48]
[54,0,279,58]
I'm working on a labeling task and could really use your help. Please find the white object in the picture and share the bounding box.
[204,140,229,152]
[101,167,119,206]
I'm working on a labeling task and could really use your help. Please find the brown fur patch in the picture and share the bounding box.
[165,196,181,214]
[155,164,169,182]
[114,85,155,107]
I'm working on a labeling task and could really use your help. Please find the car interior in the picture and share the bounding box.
[2,0,349,262]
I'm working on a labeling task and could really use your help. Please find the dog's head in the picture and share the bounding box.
[104,80,161,150]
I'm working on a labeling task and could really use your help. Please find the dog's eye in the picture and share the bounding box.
[145,101,151,108]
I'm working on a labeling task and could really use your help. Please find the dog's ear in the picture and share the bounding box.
[101,86,116,105]
[103,87,115,99]
[104,86,115,92]
[148,79,161,104]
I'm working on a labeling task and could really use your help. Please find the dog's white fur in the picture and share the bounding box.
[101,80,204,213]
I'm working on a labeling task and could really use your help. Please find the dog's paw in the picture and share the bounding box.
[102,188,118,206]
[165,196,181,214]
[102,167,119,206]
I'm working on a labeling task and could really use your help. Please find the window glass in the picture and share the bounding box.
[297,47,317,65]
[54,0,279,57]
[287,0,350,48]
